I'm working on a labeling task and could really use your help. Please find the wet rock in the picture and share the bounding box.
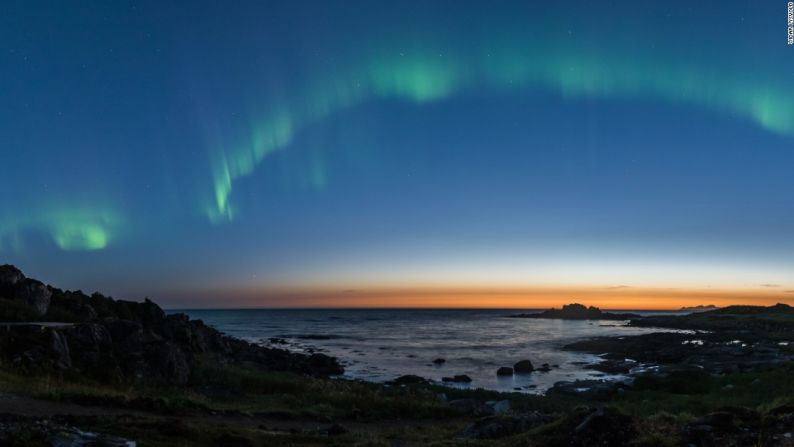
[442,374,472,383]
[387,374,428,386]
[513,359,534,373]
[496,366,513,376]
[586,359,634,374]
[432,358,445,364]
[536,363,551,372]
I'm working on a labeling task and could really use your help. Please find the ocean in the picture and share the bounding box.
[178,308,687,393]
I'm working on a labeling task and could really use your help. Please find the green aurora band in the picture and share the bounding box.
[205,42,794,223]
[0,208,122,252]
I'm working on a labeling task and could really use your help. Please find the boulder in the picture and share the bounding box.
[432,358,445,364]
[496,367,513,376]
[514,359,534,373]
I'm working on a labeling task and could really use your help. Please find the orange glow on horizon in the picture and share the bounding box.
[163,284,794,310]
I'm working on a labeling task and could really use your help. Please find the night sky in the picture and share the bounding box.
[2,1,793,308]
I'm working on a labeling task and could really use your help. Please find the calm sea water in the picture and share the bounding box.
[177,309,685,393]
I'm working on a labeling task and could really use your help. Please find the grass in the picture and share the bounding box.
[3,360,794,446]
[613,364,794,417]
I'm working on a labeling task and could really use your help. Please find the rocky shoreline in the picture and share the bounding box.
[3,266,794,446]
[0,265,343,386]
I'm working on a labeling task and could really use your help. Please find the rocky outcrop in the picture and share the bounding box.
[510,303,639,320]
[14,279,52,316]
[0,265,343,385]
[0,265,52,316]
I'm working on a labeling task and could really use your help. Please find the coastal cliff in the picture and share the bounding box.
[0,264,342,385]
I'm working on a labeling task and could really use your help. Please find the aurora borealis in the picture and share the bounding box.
[2,1,793,308]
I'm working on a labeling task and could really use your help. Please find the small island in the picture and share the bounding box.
[679,304,719,312]
[509,303,640,320]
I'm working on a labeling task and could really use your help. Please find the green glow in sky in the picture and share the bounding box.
[205,42,794,222]
[0,208,122,252]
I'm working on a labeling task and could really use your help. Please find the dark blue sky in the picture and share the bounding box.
[2,1,793,307]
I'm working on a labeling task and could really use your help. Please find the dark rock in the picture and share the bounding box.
[496,366,513,376]
[442,374,472,383]
[15,279,52,316]
[586,359,634,374]
[387,374,428,386]
[0,264,24,292]
[514,359,534,373]
[50,329,72,370]
[0,265,345,385]
[145,341,190,384]
[432,358,445,364]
